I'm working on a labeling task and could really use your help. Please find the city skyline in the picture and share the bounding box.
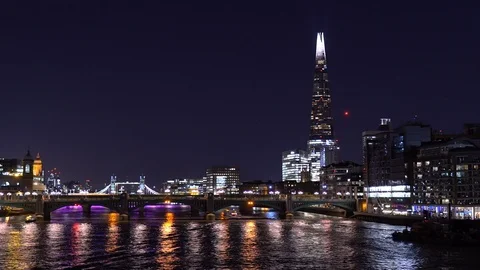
[0,2,478,186]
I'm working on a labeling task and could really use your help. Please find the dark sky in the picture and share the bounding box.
[0,1,478,187]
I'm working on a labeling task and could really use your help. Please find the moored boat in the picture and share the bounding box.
[392,220,480,246]
[25,215,36,223]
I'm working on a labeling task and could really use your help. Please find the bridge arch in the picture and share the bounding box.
[45,201,119,215]
[291,201,356,216]
[213,200,285,213]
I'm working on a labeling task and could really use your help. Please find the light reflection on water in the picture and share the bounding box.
[0,211,478,269]
[105,215,120,254]
[214,222,229,266]
[157,212,179,269]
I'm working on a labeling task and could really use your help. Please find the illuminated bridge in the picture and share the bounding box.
[0,193,358,220]
[95,175,160,195]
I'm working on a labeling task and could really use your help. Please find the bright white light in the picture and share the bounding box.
[24,192,31,196]
[0,192,3,196]
[7,192,12,196]
[314,192,319,195]
[32,192,38,196]
[316,32,326,61]
[298,191,304,195]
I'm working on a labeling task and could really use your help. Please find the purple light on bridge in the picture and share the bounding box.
[143,204,190,209]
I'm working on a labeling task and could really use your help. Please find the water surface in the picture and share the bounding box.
[0,209,476,269]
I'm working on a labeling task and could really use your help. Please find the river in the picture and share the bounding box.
[0,206,476,269]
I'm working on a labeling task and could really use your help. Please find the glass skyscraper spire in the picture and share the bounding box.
[307,32,339,181]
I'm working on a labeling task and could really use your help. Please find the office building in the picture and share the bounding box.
[413,125,480,219]
[205,166,240,195]
[282,149,309,182]
[320,161,364,199]
[85,179,92,192]
[46,168,62,192]
[161,178,205,195]
[240,180,280,195]
[307,32,340,181]
[362,118,431,213]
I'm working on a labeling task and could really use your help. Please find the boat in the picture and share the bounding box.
[25,215,36,223]
[392,220,480,246]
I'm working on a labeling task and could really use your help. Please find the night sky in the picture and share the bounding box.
[0,1,478,188]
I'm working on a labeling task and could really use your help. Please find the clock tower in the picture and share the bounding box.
[23,150,34,177]
[21,149,35,191]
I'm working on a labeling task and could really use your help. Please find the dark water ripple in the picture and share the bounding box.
[0,211,478,270]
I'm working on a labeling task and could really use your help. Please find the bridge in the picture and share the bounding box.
[0,193,358,220]
[94,175,161,195]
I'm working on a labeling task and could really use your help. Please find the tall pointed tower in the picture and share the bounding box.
[307,33,339,181]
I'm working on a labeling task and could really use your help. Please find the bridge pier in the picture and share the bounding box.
[82,204,91,217]
[35,195,44,219]
[190,207,200,217]
[284,194,294,219]
[205,193,215,220]
[43,208,51,221]
[119,193,130,220]
[138,206,145,217]
[120,213,129,221]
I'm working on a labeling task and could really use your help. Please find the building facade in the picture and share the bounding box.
[320,161,364,199]
[46,168,62,192]
[205,166,240,195]
[307,32,339,181]
[362,118,431,214]
[282,150,309,182]
[161,178,205,195]
[240,180,279,195]
[413,136,480,219]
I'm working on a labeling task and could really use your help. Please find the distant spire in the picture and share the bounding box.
[36,153,41,159]
[315,32,326,62]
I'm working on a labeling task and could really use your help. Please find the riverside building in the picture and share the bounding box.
[413,125,480,219]
[362,118,431,214]
[205,166,240,195]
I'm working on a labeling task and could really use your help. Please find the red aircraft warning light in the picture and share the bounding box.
[344,111,350,116]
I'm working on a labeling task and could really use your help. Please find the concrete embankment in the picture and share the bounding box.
[352,212,423,226]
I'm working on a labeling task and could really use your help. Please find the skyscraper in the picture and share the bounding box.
[282,149,309,182]
[307,32,339,181]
